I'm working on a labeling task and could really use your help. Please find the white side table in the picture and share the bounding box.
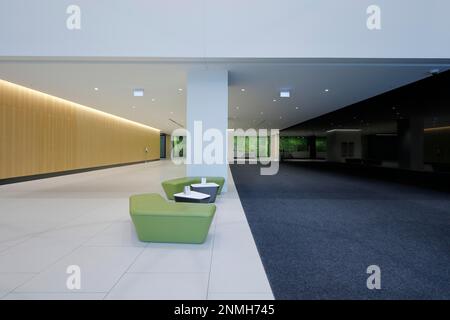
[174,191,210,203]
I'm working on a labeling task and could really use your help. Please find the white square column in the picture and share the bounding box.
[186,69,228,191]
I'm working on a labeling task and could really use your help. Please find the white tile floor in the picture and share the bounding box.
[0,161,273,300]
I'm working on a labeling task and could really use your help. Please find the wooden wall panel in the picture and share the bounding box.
[0,79,160,180]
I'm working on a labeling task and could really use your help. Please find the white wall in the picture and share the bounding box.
[1,0,450,58]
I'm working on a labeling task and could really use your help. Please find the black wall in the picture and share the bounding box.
[282,70,450,169]
[365,135,398,162]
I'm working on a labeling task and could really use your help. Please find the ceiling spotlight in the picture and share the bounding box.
[133,89,144,97]
[151,98,156,102]
[94,87,99,91]
[241,88,246,92]
[280,91,290,98]
[324,89,330,93]
[178,88,183,92]
[295,107,299,110]
[273,99,277,102]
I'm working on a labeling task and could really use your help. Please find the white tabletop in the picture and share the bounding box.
[174,191,210,200]
[191,182,220,188]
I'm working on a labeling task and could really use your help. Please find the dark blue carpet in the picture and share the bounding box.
[230,162,450,300]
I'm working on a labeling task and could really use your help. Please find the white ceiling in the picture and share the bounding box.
[0,59,449,133]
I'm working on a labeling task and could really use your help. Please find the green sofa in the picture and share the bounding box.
[129,193,216,244]
[162,176,225,200]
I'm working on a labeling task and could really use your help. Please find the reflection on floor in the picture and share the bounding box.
[231,162,450,300]
[0,160,273,300]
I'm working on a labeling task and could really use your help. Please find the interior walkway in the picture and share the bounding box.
[0,160,273,300]
[231,162,450,299]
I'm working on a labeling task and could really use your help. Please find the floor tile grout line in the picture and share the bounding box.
[205,221,217,300]
[0,236,33,255]
[226,167,275,297]
[3,274,48,298]
[205,177,230,300]
[81,245,147,248]
[125,271,210,274]
[208,291,274,294]
[0,272,39,274]
[5,291,108,294]
[102,244,149,300]
[8,220,116,295]
[0,201,123,257]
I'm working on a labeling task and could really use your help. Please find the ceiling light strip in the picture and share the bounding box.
[0,79,160,132]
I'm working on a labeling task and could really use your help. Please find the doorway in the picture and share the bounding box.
[160,134,166,159]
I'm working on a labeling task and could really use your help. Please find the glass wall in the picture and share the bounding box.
[316,137,327,153]
[234,136,271,158]
[280,136,327,159]
[280,136,308,153]
[172,136,186,158]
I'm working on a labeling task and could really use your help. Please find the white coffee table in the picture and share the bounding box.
[174,191,210,203]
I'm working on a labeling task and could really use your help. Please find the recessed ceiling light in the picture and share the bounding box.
[260,112,264,115]
[133,89,144,97]
[236,106,240,110]
[151,98,156,102]
[170,111,174,114]
[295,107,299,110]
[94,87,99,91]
[280,91,290,98]
[178,88,183,92]
[324,89,330,92]
[241,88,246,92]
[273,99,277,102]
